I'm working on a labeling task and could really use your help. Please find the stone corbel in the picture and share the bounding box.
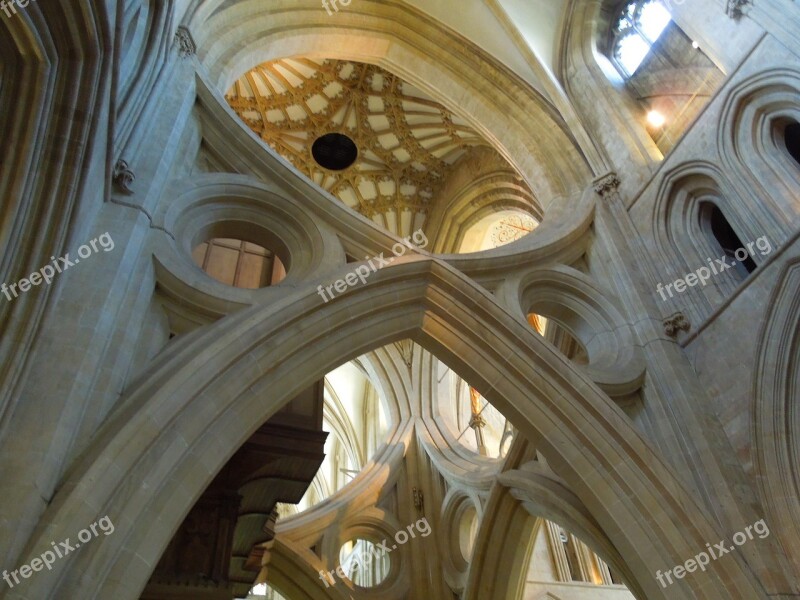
[726,0,751,19]
[593,172,621,200]
[175,26,196,58]
[112,159,135,195]
[663,313,690,338]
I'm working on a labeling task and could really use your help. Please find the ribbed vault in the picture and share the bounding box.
[225,58,536,237]
[188,0,593,207]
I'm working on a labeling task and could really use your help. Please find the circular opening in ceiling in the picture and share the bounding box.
[312,132,358,171]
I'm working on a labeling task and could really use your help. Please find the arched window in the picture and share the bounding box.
[612,0,672,77]
[559,529,586,582]
[701,204,756,280]
[785,121,800,167]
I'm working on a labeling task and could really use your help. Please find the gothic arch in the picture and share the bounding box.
[425,147,541,254]
[264,537,351,600]
[115,0,177,155]
[462,485,538,600]
[0,1,114,449]
[719,69,800,235]
[560,0,661,180]
[753,259,800,576]
[651,162,768,322]
[11,260,766,600]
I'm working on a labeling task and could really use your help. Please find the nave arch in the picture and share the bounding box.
[9,259,767,600]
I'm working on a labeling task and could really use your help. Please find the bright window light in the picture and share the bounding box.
[647,110,666,127]
[613,0,673,77]
[617,34,652,75]
[639,1,671,42]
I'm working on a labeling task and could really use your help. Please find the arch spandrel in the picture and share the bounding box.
[12,259,765,600]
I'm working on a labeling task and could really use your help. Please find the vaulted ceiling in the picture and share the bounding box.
[226,58,537,237]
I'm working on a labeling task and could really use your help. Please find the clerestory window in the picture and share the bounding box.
[612,0,672,77]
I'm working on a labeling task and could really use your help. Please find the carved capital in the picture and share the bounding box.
[175,26,196,58]
[593,172,621,199]
[726,0,751,19]
[112,159,135,195]
[663,313,690,338]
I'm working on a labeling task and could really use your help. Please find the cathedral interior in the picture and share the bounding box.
[1,1,800,599]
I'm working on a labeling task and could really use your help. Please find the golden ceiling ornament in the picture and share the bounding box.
[226,58,521,231]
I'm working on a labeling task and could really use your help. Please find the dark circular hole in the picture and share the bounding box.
[312,132,358,171]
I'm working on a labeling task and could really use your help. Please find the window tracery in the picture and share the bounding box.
[611,0,672,77]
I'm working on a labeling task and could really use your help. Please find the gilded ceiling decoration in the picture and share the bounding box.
[226,58,531,233]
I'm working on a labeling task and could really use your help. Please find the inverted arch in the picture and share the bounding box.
[10,258,767,600]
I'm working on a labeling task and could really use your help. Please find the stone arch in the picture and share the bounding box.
[421,349,504,481]
[11,260,766,600]
[503,264,646,398]
[424,147,541,254]
[719,69,800,235]
[462,486,538,600]
[752,259,800,577]
[115,0,177,154]
[560,0,661,181]
[266,537,351,600]
[651,162,769,323]
[499,465,638,595]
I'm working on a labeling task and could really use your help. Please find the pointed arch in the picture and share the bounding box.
[753,258,800,575]
[12,260,765,600]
